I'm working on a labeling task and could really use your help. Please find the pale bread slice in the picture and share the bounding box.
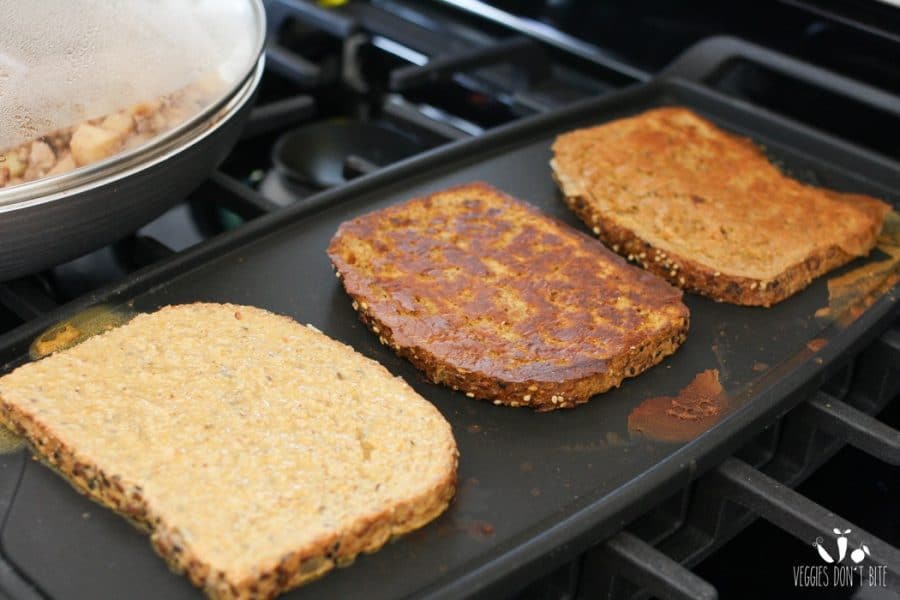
[0,303,458,599]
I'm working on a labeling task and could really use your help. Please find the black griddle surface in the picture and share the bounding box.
[0,79,898,599]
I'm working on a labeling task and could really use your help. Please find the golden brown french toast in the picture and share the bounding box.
[552,107,891,306]
[327,182,689,411]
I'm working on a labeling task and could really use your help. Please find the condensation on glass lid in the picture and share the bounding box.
[0,0,259,188]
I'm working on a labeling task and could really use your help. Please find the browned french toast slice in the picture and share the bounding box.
[327,182,689,411]
[552,107,891,306]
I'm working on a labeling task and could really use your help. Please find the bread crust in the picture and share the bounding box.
[555,176,860,307]
[551,107,891,307]
[0,304,458,600]
[328,183,690,411]
[345,288,687,411]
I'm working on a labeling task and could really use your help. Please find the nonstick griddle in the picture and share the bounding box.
[0,45,899,600]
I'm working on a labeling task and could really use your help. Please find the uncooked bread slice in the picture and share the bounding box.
[0,303,457,599]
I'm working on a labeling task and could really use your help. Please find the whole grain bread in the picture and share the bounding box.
[327,182,689,411]
[551,107,891,306]
[0,303,458,599]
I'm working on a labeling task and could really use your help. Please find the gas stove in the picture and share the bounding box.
[2,0,899,324]
[0,1,899,598]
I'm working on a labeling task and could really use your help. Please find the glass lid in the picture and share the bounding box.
[0,0,264,194]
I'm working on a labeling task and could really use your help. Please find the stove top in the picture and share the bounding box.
[0,1,899,598]
[2,0,899,329]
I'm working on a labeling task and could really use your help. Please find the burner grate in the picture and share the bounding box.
[553,326,900,599]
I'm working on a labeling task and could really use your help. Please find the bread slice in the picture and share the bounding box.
[551,107,891,306]
[327,182,689,411]
[0,303,457,599]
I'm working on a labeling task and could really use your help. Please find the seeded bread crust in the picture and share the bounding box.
[343,289,687,411]
[555,176,860,307]
[0,304,458,600]
[328,183,690,412]
[551,107,891,307]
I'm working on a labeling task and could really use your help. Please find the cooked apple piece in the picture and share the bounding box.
[24,141,56,179]
[70,124,123,166]
[100,112,134,139]
[47,152,76,176]
[4,148,27,178]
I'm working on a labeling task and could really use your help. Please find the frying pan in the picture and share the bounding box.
[0,1,266,282]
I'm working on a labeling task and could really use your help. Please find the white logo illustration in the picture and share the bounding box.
[813,528,871,565]
[793,527,887,589]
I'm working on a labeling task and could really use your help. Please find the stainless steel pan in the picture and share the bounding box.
[0,0,266,281]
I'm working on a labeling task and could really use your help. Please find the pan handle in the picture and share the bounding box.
[661,36,900,119]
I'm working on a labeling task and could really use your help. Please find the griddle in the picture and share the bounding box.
[0,38,899,600]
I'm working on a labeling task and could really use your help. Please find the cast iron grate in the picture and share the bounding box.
[518,326,900,599]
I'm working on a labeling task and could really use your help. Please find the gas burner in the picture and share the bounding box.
[261,119,425,206]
